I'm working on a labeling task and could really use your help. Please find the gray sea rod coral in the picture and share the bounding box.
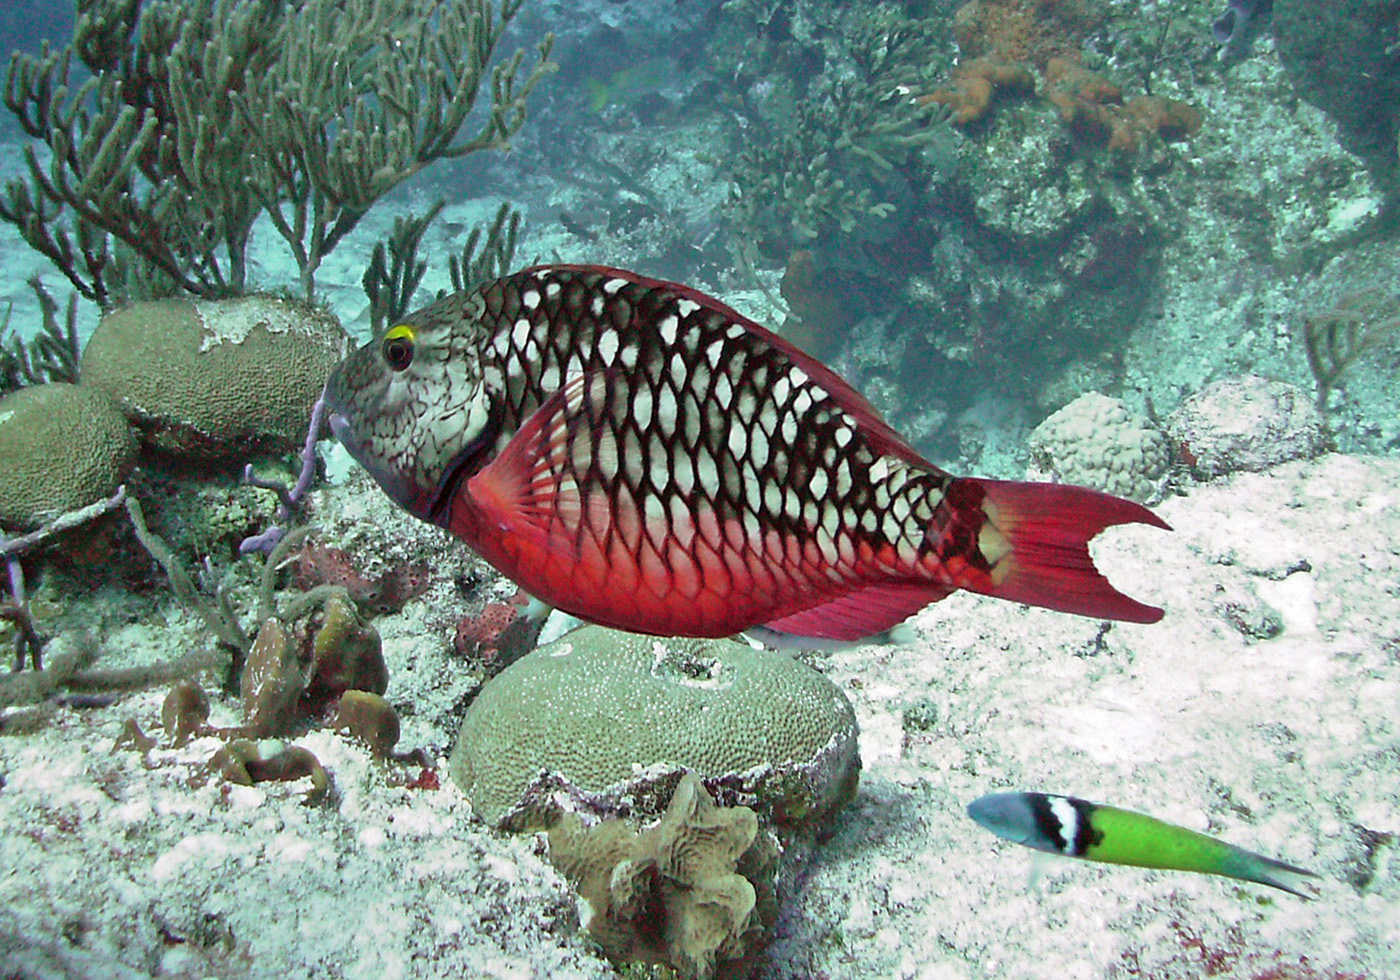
[448,626,860,829]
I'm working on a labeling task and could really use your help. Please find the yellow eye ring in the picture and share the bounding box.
[382,324,415,371]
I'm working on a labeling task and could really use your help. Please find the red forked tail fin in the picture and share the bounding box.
[949,478,1170,624]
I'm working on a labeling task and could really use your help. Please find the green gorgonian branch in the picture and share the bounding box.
[1,0,554,307]
[1302,285,1400,409]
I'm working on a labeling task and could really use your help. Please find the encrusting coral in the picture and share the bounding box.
[916,57,1035,125]
[291,540,432,617]
[547,772,780,980]
[919,0,1201,153]
[452,596,541,667]
[950,0,1106,67]
[1043,57,1201,152]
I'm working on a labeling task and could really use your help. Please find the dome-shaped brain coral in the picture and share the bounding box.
[1027,392,1171,504]
[448,626,860,830]
[80,295,348,463]
[0,382,137,530]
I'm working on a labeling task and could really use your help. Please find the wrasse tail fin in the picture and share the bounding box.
[758,581,951,645]
[955,478,1170,624]
[1221,846,1321,900]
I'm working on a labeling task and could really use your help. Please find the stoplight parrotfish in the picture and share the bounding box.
[324,265,1168,644]
[968,792,1320,899]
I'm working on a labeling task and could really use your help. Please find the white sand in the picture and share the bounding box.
[2,452,1395,979]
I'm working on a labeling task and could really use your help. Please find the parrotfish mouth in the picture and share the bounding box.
[327,410,429,516]
[326,399,505,529]
[424,398,508,525]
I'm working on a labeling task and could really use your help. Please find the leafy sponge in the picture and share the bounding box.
[547,772,779,980]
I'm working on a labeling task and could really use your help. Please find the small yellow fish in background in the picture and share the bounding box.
[968,792,1320,899]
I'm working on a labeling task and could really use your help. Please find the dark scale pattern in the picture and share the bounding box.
[470,267,961,600]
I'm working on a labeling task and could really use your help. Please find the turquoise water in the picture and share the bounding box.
[1,1,1397,978]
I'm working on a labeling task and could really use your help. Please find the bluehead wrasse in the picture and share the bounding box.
[967,792,1320,899]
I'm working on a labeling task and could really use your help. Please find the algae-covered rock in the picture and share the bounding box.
[0,383,138,530]
[1028,392,1171,504]
[1167,375,1329,479]
[80,295,349,462]
[449,626,860,829]
[548,772,778,980]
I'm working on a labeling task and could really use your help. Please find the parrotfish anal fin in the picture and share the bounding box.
[467,373,610,556]
[961,478,1170,624]
[760,580,951,643]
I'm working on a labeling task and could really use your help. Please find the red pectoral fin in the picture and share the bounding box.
[466,373,615,559]
[954,478,1170,624]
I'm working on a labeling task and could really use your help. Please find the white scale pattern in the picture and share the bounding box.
[486,269,949,585]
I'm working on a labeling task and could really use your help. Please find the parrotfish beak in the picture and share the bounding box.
[327,409,433,519]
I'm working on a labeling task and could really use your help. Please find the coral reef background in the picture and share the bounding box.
[2,0,1399,977]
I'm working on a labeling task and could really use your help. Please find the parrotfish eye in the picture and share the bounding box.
[381,324,416,371]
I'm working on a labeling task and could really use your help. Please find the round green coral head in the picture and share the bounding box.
[80,295,348,463]
[0,382,137,530]
[450,626,861,830]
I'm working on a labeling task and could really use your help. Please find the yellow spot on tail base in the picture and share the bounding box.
[979,523,1012,576]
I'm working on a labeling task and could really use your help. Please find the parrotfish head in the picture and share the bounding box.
[323,291,503,527]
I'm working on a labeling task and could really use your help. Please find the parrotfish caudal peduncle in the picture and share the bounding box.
[324,265,1169,644]
[968,791,1320,898]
